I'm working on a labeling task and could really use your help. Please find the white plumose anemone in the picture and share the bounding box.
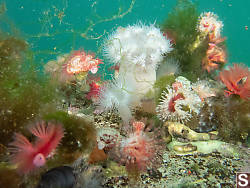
[156,57,180,78]
[156,78,203,123]
[97,76,140,124]
[100,23,173,125]
[104,23,172,70]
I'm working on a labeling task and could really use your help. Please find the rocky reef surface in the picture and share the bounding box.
[102,149,248,188]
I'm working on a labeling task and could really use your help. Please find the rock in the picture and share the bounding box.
[173,143,197,153]
[165,121,218,141]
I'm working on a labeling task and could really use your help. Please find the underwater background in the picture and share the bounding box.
[0,0,250,188]
[2,0,250,71]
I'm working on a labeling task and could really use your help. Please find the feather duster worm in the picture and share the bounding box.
[198,12,223,41]
[116,121,163,174]
[198,12,227,72]
[202,43,226,72]
[219,64,250,100]
[9,122,64,174]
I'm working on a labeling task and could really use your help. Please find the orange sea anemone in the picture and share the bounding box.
[64,50,103,75]
[202,43,226,72]
[219,64,250,100]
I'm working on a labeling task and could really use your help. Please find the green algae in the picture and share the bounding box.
[202,95,250,145]
[0,164,22,188]
[0,35,60,150]
[154,74,176,104]
[104,161,127,178]
[43,111,96,164]
[161,0,208,81]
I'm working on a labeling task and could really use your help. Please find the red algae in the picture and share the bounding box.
[9,122,64,174]
[219,64,250,100]
[86,81,101,101]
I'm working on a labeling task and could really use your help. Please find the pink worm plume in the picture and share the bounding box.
[9,122,64,174]
[219,64,250,100]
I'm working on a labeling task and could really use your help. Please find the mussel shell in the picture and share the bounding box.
[37,166,75,188]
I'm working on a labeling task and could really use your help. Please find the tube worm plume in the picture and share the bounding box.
[219,64,250,100]
[9,122,64,174]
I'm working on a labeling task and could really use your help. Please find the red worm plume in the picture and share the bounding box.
[9,122,64,174]
[219,64,250,100]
